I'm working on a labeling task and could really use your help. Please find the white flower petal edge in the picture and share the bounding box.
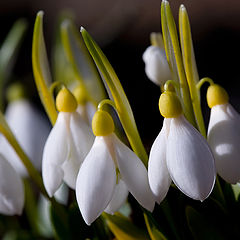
[148,119,172,204]
[0,154,24,215]
[142,46,171,86]
[42,113,69,197]
[208,103,240,183]
[167,115,216,201]
[0,99,50,176]
[104,179,128,215]
[113,134,155,212]
[76,137,116,225]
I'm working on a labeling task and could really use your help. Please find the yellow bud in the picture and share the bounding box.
[73,84,88,105]
[92,110,114,136]
[56,87,77,112]
[159,91,182,118]
[207,84,229,108]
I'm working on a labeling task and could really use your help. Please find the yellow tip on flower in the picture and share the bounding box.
[159,91,182,118]
[56,87,77,112]
[73,84,88,105]
[92,110,114,136]
[207,84,229,108]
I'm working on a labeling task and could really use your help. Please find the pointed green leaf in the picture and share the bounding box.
[0,19,28,110]
[81,28,148,165]
[161,0,196,128]
[61,20,106,106]
[179,5,206,137]
[32,11,58,125]
[232,184,240,200]
[143,213,167,240]
[103,213,150,240]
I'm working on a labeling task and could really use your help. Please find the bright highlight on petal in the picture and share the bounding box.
[167,115,216,201]
[76,137,116,225]
[208,103,240,183]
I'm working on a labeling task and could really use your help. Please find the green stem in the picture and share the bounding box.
[196,77,214,90]
[98,99,116,111]
[164,80,180,92]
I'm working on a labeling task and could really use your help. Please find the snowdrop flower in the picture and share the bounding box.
[42,87,94,197]
[207,84,240,183]
[0,153,24,215]
[76,109,155,225]
[148,90,216,203]
[73,84,96,125]
[142,45,171,86]
[0,83,50,177]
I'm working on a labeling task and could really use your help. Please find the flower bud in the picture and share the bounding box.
[56,87,77,112]
[73,84,88,105]
[143,46,171,86]
[159,91,182,118]
[207,84,229,108]
[92,110,114,136]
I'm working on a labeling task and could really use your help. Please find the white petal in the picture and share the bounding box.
[167,115,216,201]
[142,46,171,86]
[208,103,240,183]
[148,119,172,204]
[76,137,116,225]
[0,154,24,215]
[62,112,94,189]
[42,113,70,197]
[0,99,50,176]
[104,179,128,214]
[76,102,96,125]
[113,134,155,212]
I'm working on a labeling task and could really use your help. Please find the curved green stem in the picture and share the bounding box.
[164,80,180,92]
[98,99,116,111]
[196,77,214,90]
[49,81,66,95]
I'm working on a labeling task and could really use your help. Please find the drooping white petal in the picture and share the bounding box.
[142,46,171,86]
[113,134,155,212]
[62,112,94,189]
[104,179,128,215]
[0,99,50,176]
[148,119,172,204]
[167,115,216,201]
[76,137,116,225]
[208,103,240,183]
[42,113,70,197]
[0,154,24,215]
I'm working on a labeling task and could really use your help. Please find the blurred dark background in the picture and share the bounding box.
[1,0,240,150]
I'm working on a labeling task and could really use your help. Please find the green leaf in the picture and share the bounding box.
[61,20,106,106]
[186,206,226,240]
[81,28,148,166]
[50,200,70,240]
[143,213,167,240]
[0,19,28,110]
[32,11,58,125]
[232,183,240,200]
[103,213,150,240]
[179,5,206,137]
[161,0,196,128]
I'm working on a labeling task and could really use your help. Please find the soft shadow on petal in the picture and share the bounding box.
[208,104,240,183]
[76,137,116,225]
[0,99,50,176]
[104,179,128,215]
[0,154,24,215]
[148,120,171,204]
[167,115,216,201]
[42,113,69,197]
[113,134,155,212]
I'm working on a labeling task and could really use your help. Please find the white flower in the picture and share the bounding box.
[76,110,155,225]
[149,116,216,203]
[142,45,171,86]
[42,88,94,197]
[0,154,24,215]
[0,99,50,177]
[208,103,240,183]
